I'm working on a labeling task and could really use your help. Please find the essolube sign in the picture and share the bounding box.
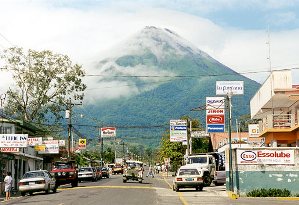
[237,150,294,165]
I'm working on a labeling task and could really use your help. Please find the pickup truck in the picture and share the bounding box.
[186,152,225,186]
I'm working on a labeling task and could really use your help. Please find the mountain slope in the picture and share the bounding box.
[78,26,260,147]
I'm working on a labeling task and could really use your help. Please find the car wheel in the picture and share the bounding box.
[123,179,127,183]
[203,175,212,187]
[53,186,57,193]
[214,182,224,186]
[21,192,26,196]
[175,186,179,192]
[138,179,142,183]
[29,192,34,196]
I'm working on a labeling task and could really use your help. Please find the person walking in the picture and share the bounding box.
[146,165,154,178]
[4,172,12,201]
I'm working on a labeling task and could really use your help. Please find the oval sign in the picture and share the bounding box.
[240,151,256,161]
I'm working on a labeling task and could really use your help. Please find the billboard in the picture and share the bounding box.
[101,127,116,137]
[206,97,225,133]
[170,120,187,142]
[237,149,294,165]
[0,147,19,153]
[78,139,87,150]
[27,137,43,146]
[216,81,244,95]
[248,124,260,138]
[38,144,59,154]
[0,134,28,147]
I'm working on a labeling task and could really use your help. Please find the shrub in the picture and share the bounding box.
[247,188,291,197]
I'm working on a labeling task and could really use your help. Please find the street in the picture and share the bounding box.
[2,172,299,205]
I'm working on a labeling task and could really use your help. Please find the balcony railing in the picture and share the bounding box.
[260,114,298,132]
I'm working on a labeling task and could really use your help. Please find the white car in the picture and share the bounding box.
[78,167,97,182]
[18,170,57,196]
[172,165,204,192]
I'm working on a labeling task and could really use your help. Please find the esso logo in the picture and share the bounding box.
[240,151,256,161]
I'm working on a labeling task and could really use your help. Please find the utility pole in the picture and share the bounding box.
[226,91,234,192]
[65,98,82,160]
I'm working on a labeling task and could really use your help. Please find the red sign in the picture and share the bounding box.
[0,147,19,152]
[206,115,225,124]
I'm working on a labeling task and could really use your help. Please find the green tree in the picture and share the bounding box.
[1,47,86,124]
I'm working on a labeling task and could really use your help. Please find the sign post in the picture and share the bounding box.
[216,81,244,193]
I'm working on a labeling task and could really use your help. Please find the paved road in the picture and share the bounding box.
[2,173,299,205]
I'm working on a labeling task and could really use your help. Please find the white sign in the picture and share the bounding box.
[216,81,244,95]
[170,120,187,142]
[38,144,59,154]
[43,140,59,144]
[0,134,28,147]
[248,124,260,138]
[27,137,43,146]
[191,131,209,138]
[206,97,225,133]
[237,149,294,165]
[58,140,65,146]
[101,127,116,137]
[0,147,19,152]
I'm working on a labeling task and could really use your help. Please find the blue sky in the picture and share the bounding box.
[1,0,299,98]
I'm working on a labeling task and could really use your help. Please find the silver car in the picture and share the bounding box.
[18,170,57,196]
[78,167,97,182]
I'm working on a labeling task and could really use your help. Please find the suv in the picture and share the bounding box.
[123,160,144,183]
[51,161,78,188]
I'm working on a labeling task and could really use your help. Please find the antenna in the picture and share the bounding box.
[266,26,275,117]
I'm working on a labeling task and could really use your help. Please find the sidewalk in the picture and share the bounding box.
[0,191,21,204]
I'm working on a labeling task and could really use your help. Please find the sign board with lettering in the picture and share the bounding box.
[248,124,260,138]
[0,147,19,152]
[78,139,87,150]
[0,134,28,147]
[237,149,294,165]
[38,144,59,154]
[101,127,116,137]
[170,120,187,142]
[27,137,43,146]
[206,97,225,133]
[191,131,209,138]
[216,81,244,95]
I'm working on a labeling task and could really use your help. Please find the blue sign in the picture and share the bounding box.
[207,124,225,133]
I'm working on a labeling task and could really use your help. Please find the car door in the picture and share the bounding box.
[45,171,56,189]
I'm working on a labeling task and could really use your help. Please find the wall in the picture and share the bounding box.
[226,147,299,196]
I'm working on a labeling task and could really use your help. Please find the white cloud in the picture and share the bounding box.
[1,1,299,99]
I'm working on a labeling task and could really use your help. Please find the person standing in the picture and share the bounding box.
[4,172,12,201]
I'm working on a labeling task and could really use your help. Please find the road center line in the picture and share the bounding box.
[162,177,189,205]
[58,185,164,190]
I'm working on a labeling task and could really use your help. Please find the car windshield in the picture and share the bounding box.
[179,169,199,176]
[54,163,72,169]
[79,168,92,172]
[127,162,142,168]
[23,171,45,178]
[102,167,108,171]
[188,157,207,164]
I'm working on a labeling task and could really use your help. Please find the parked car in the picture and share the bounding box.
[18,170,57,196]
[95,167,102,180]
[101,167,110,178]
[172,164,204,192]
[78,167,97,182]
[112,164,123,175]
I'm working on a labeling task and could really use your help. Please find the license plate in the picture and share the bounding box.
[185,178,193,181]
[29,182,35,185]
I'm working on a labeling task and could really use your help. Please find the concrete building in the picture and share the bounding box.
[250,69,299,147]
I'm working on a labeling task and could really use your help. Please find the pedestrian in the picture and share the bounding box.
[146,165,154,178]
[4,172,12,201]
